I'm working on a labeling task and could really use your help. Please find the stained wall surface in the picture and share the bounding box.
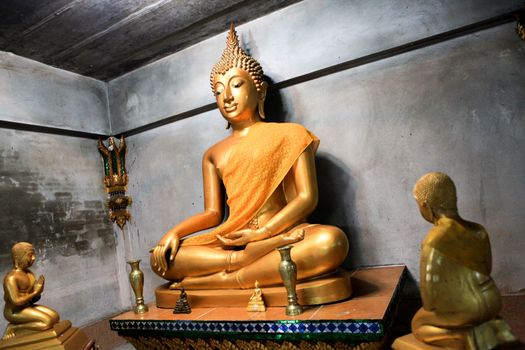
[0,52,110,134]
[0,55,124,332]
[112,0,525,300]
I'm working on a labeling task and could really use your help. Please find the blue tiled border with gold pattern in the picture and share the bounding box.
[110,318,383,341]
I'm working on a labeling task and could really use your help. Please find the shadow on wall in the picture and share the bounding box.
[310,154,361,270]
[264,75,287,124]
[264,78,363,270]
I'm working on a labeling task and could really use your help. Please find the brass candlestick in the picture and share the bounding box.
[127,259,148,314]
[277,245,303,316]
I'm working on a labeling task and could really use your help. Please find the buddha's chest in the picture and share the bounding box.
[15,272,34,293]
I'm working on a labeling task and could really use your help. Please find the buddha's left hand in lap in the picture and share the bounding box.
[217,228,268,246]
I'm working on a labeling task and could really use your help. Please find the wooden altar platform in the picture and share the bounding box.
[110,265,406,350]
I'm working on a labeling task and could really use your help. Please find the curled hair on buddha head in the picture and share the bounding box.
[210,22,265,94]
[12,242,33,266]
[413,172,458,212]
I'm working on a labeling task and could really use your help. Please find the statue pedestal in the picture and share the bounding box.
[156,270,353,308]
[0,320,95,350]
[111,265,406,350]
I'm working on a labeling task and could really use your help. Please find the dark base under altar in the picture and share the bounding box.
[110,265,406,350]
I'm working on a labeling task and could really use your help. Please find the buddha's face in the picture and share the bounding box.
[213,67,260,125]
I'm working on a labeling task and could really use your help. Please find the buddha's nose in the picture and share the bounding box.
[224,86,233,103]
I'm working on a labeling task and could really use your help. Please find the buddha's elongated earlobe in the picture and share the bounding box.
[258,101,265,120]
[258,81,268,119]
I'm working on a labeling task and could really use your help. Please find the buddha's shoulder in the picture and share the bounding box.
[4,269,25,282]
[423,218,459,245]
[203,136,237,164]
[206,137,229,152]
[203,140,223,158]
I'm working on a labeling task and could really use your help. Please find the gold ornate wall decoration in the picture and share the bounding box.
[517,7,525,40]
[98,135,131,229]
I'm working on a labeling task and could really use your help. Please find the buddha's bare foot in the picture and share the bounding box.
[169,281,183,290]
[2,325,16,340]
[281,228,305,243]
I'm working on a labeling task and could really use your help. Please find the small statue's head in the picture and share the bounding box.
[413,172,457,222]
[210,23,268,127]
[12,242,35,269]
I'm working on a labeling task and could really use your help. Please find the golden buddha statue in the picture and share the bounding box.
[150,24,349,300]
[393,172,517,350]
[2,242,59,340]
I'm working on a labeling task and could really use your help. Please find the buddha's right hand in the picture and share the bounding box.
[152,232,180,276]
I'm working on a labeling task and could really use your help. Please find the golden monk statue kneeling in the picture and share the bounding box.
[0,242,94,350]
[2,242,59,340]
[150,24,349,300]
[1,242,95,349]
[393,173,517,350]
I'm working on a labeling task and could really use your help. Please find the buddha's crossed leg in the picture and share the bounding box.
[163,224,348,289]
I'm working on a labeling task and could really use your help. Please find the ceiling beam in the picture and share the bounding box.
[7,0,83,47]
[53,0,174,61]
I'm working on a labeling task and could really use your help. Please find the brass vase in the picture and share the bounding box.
[277,245,303,316]
[127,259,148,314]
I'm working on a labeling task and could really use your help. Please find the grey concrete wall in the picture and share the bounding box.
[0,53,126,332]
[122,111,229,301]
[108,0,522,134]
[0,52,110,134]
[285,23,525,294]
[0,130,126,332]
[115,2,525,298]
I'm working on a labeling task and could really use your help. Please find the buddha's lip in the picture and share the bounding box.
[225,104,237,112]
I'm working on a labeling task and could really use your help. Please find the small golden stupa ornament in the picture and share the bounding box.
[247,280,266,312]
[98,136,132,229]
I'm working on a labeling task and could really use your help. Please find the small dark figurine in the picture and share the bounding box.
[173,288,191,314]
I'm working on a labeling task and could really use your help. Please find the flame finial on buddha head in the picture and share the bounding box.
[210,22,264,93]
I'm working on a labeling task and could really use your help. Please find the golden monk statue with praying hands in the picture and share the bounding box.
[2,242,59,340]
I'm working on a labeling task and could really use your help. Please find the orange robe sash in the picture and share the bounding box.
[182,122,319,246]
